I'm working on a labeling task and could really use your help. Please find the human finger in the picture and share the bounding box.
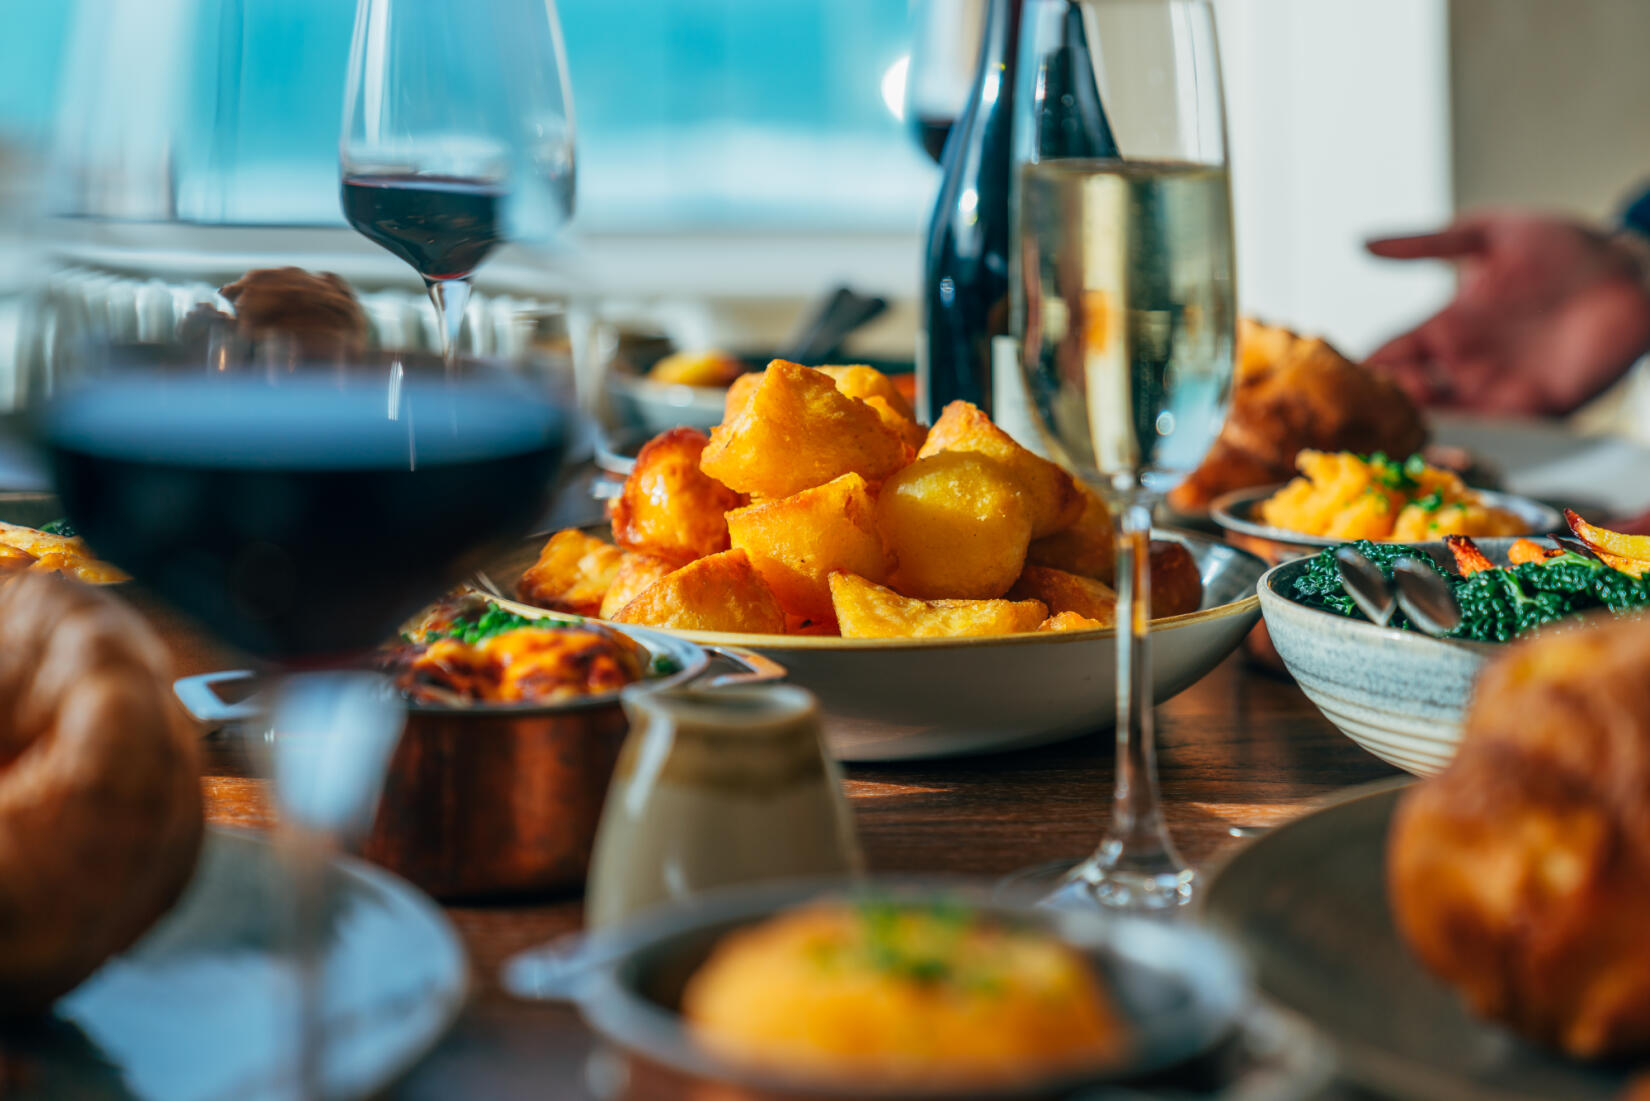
[1365,222,1488,261]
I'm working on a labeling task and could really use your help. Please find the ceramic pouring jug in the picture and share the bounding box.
[585,683,862,929]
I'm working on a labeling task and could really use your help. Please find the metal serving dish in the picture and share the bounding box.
[173,619,783,900]
[1211,484,1562,568]
[563,877,1248,1101]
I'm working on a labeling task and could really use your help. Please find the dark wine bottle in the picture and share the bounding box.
[918,0,1119,423]
[918,0,1022,422]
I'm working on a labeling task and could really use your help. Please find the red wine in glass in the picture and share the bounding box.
[912,114,955,163]
[341,174,505,282]
[41,371,564,661]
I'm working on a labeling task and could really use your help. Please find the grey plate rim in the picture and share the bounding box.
[1200,781,1636,1101]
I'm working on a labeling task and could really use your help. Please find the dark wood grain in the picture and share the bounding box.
[190,637,1396,1098]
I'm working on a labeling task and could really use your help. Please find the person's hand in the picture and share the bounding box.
[1365,213,1650,416]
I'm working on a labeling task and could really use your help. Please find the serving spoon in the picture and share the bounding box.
[1335,547,1462,638]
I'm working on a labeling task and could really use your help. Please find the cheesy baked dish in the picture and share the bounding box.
[0,521,127,585]
[384,596,651,706]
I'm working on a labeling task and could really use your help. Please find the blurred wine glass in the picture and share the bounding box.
[340,0,576,366]
[903,0,984,163]
[1009,0,1235,912]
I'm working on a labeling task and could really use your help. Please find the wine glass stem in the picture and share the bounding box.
[427,277,472,369]
[1100,497,1188,882]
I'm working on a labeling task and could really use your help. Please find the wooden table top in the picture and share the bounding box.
[194,641,1399,1100]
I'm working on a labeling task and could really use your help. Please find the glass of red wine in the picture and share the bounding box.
[904,0,983,163]
[339,0,576,366]
[37,346,567,1094]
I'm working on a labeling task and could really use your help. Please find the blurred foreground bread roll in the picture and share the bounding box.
[0,575,203,1015]
[1388,613,1650,1059]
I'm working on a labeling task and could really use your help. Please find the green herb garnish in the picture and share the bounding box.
[649,654,682,677]
[423,602,569,645]
[40,519,76,537]
[1413,489,1446,512]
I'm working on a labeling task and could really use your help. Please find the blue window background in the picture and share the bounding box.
[1,1,936,233]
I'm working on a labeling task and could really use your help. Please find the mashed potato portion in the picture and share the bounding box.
[1259,451,1526,542]
[681,901,1124,1086]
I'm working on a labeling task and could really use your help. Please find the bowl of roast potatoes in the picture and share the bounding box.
[490,360,1265,760]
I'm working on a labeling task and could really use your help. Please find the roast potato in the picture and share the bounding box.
[597,553,676,621]
[649,350,745,387]
[700,360,909,499]
[727,472,890,623]
[877,452,1032,600]
[724,370,763,423]
[863,395,927,451]
[1026,483,1114,581]
[829,571,1048,639]
[1148,539,1204,619]
[1038,611,1106,632]
[611,427,743,564]
[920,401,1082,538]
[1008,566,1117,626]
[818,365,915,420]
[612,549,786,635]
[517,529,629,616]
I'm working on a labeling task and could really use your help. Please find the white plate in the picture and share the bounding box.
[11,827,468,1101]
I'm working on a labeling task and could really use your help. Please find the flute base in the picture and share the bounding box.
[998,856,1196,915]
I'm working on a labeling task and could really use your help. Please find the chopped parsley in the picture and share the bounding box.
[40,519,77,537]
[648,654,682,677]
[423,603,571,645]
[1413,489,1446,513]
[1365,451,1429,492]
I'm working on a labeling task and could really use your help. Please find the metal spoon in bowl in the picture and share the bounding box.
[1392,556,1463,638]
[1335,547,1397,627]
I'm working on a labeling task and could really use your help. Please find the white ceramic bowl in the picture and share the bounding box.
[1255,541,1523,777]
[486,532,1264,762]
[608,374,728,435]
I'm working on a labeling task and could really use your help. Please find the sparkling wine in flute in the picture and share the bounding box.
[1018,159,1235,494]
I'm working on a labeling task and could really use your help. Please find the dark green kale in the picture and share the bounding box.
[1295,541,1650,643]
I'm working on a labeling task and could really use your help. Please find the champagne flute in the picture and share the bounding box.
[1011,0,1235,911]
[340,0,576,366]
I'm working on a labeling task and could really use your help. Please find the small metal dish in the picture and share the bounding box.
[174,620,785,900]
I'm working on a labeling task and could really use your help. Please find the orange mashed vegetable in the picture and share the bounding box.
[1260,450,1526,542]
[681,901,1125,1086]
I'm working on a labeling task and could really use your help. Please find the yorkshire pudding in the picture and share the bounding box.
[0,574,203,1015]
[1389,612,1650,1059]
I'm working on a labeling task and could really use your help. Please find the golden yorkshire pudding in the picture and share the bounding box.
[220,266,369,362]
[1388,612,1650,1059]
[1169,319,1427,512]
[0,575,203,1016]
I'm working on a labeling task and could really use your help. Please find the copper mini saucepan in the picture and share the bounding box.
[173,624,785,901]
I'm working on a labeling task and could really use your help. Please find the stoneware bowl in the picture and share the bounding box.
[1255,540,1527,777]
[484,531,1265,762]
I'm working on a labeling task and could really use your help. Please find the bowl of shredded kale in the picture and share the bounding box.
[1288,538,1650,643]
[1255,536,1650,777]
